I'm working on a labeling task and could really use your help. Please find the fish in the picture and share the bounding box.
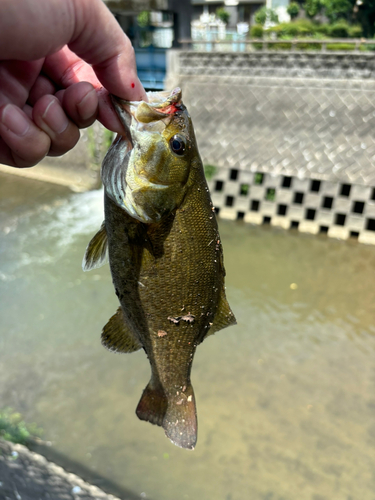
[83,87,236,450]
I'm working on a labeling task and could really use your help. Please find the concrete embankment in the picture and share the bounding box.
[0,439,120,500]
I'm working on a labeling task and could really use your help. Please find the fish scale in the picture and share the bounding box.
[83,88,236,449]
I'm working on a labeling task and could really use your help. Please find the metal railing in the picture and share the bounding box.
[179,38,375,52]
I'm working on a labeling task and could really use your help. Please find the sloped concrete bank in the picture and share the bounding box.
[0,439,120,500]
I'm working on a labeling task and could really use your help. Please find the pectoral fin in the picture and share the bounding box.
[205,288,236,339]
[82,222,108,271]
[102,307,142,353]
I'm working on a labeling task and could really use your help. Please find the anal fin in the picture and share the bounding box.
[82,222,108,271]
[101,307,142,353]
[205,288,236,339]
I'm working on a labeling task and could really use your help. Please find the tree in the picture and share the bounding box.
[321,0,352,22]
[287,2,300,19]
[303,0,323,18]
[254,6,279,25]
[216,7,230,24]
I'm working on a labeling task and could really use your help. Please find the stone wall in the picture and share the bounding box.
[166,49,375,244]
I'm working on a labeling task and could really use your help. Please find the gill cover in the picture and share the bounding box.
[101,88,191,224]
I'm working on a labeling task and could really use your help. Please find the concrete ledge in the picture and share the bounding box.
[0,163,100,192]
[0,439,120,500]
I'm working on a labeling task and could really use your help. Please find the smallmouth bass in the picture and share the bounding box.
[83,88,236,450]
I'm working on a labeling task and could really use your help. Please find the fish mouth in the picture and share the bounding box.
[111,87,183,136]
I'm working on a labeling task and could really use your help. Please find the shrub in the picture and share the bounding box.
[266,20,317,38]
[287,2,300,19]
[326,42,356,50]
[267,25,284,37]
[328,20,350,37]
[254,6,279,26]
[314,23,331,36]
[348,25,363,37]
[216,7,230,24]
[0,408,42,445]
[279,22,300,37]
[250,24,264,38]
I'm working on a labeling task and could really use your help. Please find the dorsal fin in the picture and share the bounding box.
[82,222,108,271]
[101,307,142,353]
[204,288,236,339]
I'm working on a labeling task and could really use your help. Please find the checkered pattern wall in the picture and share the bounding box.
[208,168,375,245]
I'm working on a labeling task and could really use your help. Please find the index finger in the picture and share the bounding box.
[68,0,146,102]
[42,47,138,133]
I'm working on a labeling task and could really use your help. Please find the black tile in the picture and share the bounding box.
[293,192,304,204]
[366,218,375,231]
[282,176,292,188]
[371,188,375,201]
[277,204,287,216]
[229,169,238,181]
[215,180,224,192]
[215,207,220,215]
[291,220,299,229]
[322,196,333,209]
[340,184,351,197]
[225,196,234,207]
[320,226,329,234]
[352,201,365,214]
[263,216,271,224]
[237,212,245,220]
[350,231,359,239]
[251,200,260,212]
[335,213,346,226]
[310,180,321,192]
[305,208,316,220]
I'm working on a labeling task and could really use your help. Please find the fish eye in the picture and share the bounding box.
[169,135,186,156]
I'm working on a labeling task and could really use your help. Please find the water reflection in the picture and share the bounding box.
[1,172,375,499]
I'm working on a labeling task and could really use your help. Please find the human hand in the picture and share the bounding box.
[0,0,147,168]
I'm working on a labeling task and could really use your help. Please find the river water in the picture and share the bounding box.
[1,171,375,500]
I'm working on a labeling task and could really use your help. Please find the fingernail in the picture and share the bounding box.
[77,89,97,122]
[42,98,69,134]
[1,104,30,136]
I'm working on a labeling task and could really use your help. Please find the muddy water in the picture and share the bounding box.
[1,172,375,500]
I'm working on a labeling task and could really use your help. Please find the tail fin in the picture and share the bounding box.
[163,384,197,450]
[136,381,197,450]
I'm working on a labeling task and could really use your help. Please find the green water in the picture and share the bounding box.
[1,172,375,500]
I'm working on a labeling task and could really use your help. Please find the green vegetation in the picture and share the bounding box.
[265,188,276,201]
[304,0,323,18]
[0,408,42,445]
[287,2,300,19]
[250,24,264,38]
[252,0,374,39]
[216,7,230,25]
[204,164,217,180]
[254,173,264,185]
[137,11,150,28]
[240,183,250,196]
[254,6,279,26]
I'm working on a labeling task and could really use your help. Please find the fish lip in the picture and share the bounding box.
[111,87,183,127]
